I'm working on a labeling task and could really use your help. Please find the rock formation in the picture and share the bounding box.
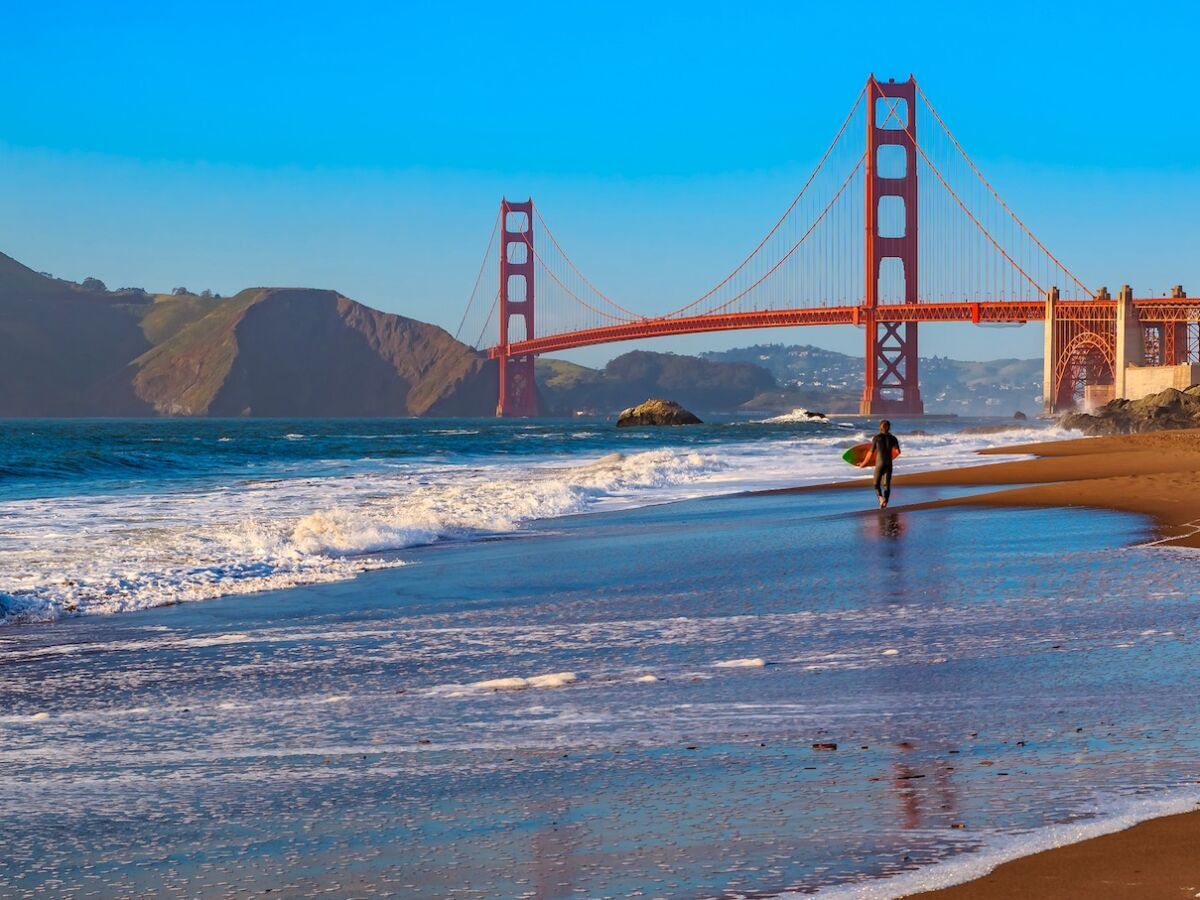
[1061,386,1200,435]
[615,399,703,427]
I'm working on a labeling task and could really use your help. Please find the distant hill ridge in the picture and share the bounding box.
[0,252,495,416]
[0,251,1042,417]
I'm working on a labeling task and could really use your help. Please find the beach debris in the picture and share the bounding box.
[882,648,900,656]
[615,399,703,427]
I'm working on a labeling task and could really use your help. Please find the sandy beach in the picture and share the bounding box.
[913,809,1200,899]
[770,429,1200,547]
[768,428,1200,897]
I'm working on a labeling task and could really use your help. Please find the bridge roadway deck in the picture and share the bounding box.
[487,298,1200,359]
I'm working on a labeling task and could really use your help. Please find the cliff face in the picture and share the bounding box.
[0,252,496,417]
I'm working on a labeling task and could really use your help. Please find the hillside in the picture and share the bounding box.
[702,344,1043,416]
[0,254,153,415]
[536,350,776,415]
[0,252,495,417]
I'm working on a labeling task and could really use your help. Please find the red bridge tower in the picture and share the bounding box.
[496,198,539,416]
[861,76,923,415]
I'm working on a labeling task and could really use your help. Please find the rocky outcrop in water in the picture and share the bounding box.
[1061,386,1200,435]
[615,399,703,427]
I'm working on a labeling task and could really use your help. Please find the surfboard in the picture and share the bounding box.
[841,442,901,468]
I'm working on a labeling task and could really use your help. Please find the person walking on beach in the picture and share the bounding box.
[871,420,900,509]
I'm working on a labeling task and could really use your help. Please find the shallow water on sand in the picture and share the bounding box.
[3,486,1199,898]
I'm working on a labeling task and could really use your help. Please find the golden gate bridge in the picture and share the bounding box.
[455,76,1200,417]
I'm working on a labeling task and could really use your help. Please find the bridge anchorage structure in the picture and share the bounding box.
[455,75,1200,417]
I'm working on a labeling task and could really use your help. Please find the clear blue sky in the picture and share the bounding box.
[2,1,1198,365]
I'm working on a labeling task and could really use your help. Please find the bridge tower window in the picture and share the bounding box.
[875,97,908,130]
[877,145,907,179]
[506,241,528,265]
[506,273,528,303]
[877,256,906,305]
[877,196,906,238]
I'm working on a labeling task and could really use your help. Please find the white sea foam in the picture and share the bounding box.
[799,788,1200,899]
[0,423,1069,626]
[472,677,531,691]
[713,657,766,668]
[758,407,830,423]
[0,448,720,626]
[471,672,578,691]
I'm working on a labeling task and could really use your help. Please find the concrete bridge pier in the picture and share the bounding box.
[1041,287,1057,415]
[1114,284,1141,400]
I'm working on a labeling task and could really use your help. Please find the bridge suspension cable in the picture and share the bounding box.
[692,153,866,317]
[915,83,1092,298]
[655,84,869,320]
[454,207,500,344]
[532,207,645,321]
[462,77,1097,359]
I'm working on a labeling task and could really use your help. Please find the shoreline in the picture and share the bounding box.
[772,427,1200,898]
[761,428,1200,549]
[907,806,1200,899]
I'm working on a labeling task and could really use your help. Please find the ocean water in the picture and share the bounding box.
[4,416,1200,898]
[0,415,1061,626]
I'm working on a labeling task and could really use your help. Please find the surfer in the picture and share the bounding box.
[871,420,900,509]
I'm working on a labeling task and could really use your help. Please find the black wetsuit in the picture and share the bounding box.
[871,432,900,503]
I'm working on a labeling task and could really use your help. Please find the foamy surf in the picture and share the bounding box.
[758,407,831,424]
[713,657,767,668]
[0,448,721,626]
[0,420,1069,626]
[471,672,578,691]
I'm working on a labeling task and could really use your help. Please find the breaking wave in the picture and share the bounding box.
[0,448,721,625]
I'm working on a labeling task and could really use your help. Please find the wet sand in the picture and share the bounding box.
[766,428,1200,897]
[913,809,1200,899]
[765,429,1200,547]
